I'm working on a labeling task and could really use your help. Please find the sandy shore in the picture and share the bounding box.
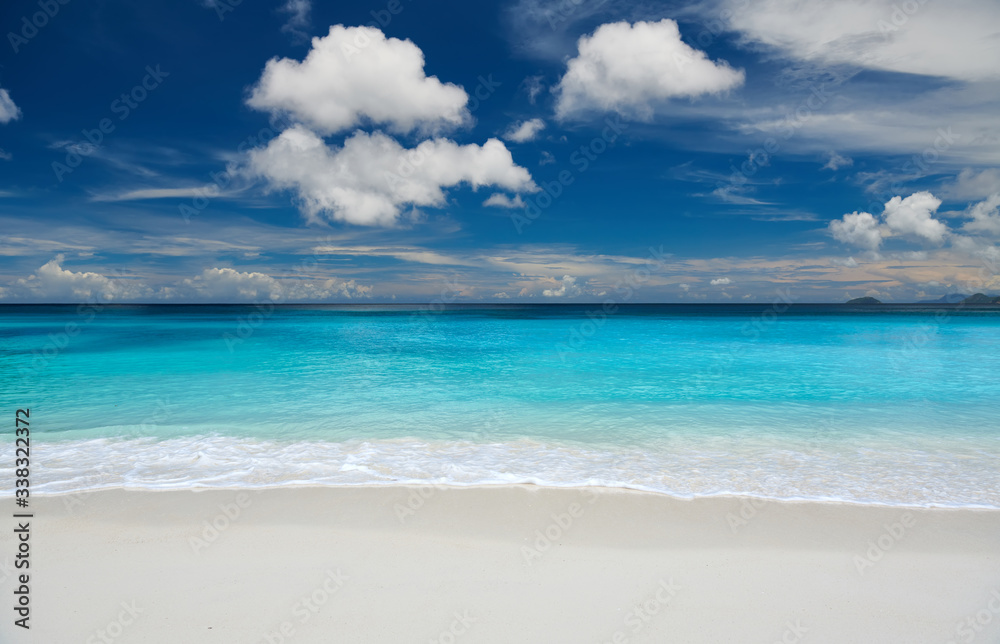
[2,486,999,643]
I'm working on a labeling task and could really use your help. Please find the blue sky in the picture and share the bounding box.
[1,0,999,302]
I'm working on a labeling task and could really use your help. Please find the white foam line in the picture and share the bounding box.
[3,435,999,509]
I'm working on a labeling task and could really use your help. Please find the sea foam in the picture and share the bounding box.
[7,433,999,508]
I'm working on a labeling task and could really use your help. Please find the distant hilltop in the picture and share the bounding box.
[917,293,1000,304]
[961,293,1000,304]
[847,293,1000,305]
[918,293,968,304]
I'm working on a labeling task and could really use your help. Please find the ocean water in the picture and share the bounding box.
[2,303,999,507]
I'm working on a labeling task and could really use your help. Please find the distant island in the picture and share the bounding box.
[917,293,969,304]
[961,293,1000,304]
[846,293,999,305]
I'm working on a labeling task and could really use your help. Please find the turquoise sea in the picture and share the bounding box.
[2,304,999,507]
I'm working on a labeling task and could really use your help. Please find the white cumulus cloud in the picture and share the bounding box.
[179,267,370,302]
[0,260,373,303]
[245,126,537,226]
[882,191,947,244]
[554,19,744,120]
[247,25,470,135]
[829,191,952,249]
[542,275,581,297]
[710,277,732,286]
[1,256,149,302]
[830,211,883,251]
[180,268,285,301]
[503,118,546,143]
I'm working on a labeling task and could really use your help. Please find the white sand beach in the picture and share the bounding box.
[3,486,999,643]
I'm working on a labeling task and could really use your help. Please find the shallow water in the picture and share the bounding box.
[3,304,998,506]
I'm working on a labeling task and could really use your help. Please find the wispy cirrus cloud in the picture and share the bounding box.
[89,185,225,202]
[483,193,527,209]
[714,0,1000,82]
[0,88,20,124]
[279,0,311,42]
